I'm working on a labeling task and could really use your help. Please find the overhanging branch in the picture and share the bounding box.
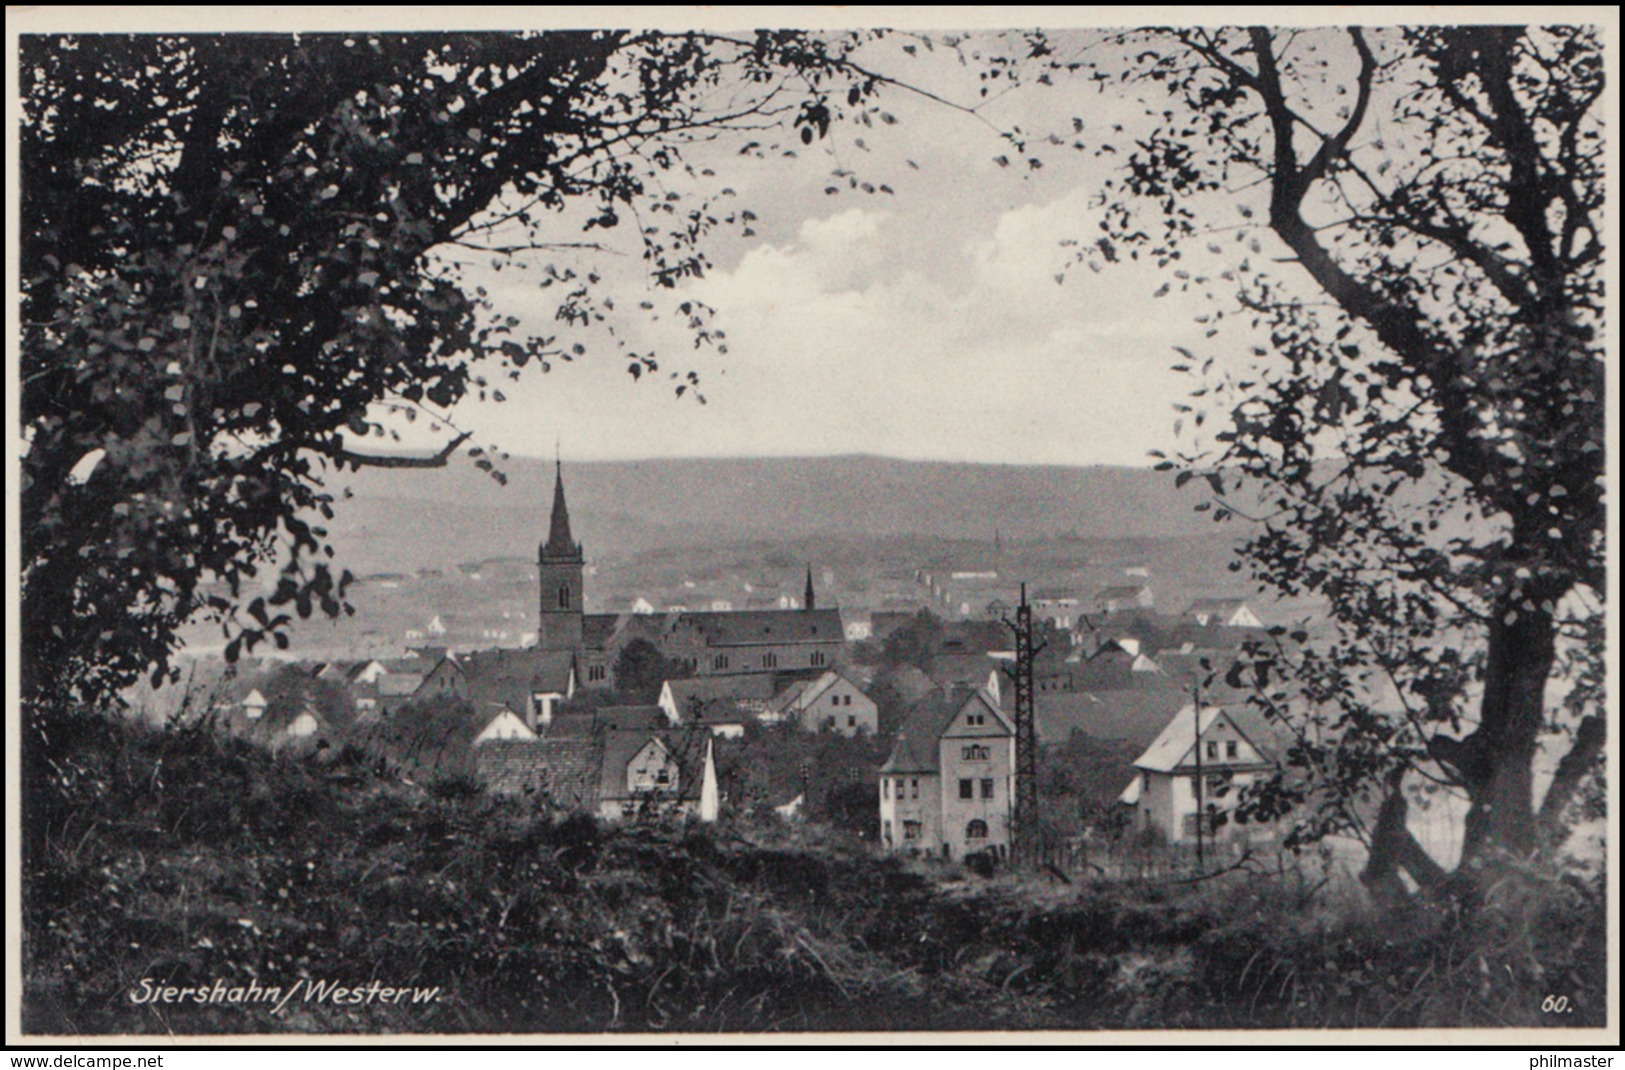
[324,430,473,470]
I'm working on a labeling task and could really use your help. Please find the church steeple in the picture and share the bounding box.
[804,564,816,612]
[537,455,585,653]
[541,456,581,563]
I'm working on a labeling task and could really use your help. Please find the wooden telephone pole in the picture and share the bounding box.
[1192,681,1205,870]
[1003,583,1044,863]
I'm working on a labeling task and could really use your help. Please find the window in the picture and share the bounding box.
[1206,740,1219,760]
[883,779,890,800]
[1226,741,1238,759]
[811,652,827,667]
[557,585,572,610]
[966,819,988,840]
[961,744,990,761]
[847,715,856,728]
[587,665,606,682]
[911,779,919,799]
[712,653,729,671]
[762,652,778,669]
[980,778,994,800]
[959,779,973,800]
[965,712,984,726]
[656,768,670,786]
[831,694,841,706]
[903,820,921,841]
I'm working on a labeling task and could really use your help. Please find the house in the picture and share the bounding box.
[415,648,578,735]
[1184,598,1265,629]
[878,687,1015,860]
[1095,584,1155,615]
[595,730,718,821]
[1118,704,1277,844]
[1030,588,1082,630]
[475,735,601,806]
[284,703,326,740]
[376,672,424,713]
[657,675,776,736]
[474,724,719,823]
[241,687,268,721]
[766,670,878,736]
[929,647,1001,705]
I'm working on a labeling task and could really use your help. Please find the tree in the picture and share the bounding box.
[20,30,877,709]
[611,637,691,703]
[1031,26,1603,887]
[878,609,945,672]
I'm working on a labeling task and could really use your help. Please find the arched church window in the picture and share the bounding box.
[558,585,571,610]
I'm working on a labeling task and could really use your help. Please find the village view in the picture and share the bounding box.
[18,20,1608,1042]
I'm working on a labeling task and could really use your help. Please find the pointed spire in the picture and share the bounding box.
[804,563,816,612]
[542,454,579,560]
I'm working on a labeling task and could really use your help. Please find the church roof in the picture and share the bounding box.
[676,608,843,647]
[582,613,621,651]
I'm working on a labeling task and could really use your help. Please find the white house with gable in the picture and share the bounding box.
[1118,704,1276,844]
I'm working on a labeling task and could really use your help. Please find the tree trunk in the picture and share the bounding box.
[1453,588,1558,869]
[1361,766,1448,903]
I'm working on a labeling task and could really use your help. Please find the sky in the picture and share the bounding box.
[407,27,1274,469]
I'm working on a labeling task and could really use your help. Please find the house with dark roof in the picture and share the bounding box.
[1117,703,1279,845]
[415,647,578,737]
[878,686,1014,860]
[925,651,1005,704]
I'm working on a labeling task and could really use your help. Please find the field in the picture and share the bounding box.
[21,712,1608,1036]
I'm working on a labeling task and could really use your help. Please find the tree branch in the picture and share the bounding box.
[1536,714,1603,842]
[324,430,472,470]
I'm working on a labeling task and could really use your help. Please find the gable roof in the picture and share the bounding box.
[925,651,1001,690]
[1186,597,1251,615]
[880,687,1005,774]
[1034,688,1189,751]
[768,669,865,714]
[1097,584,1150,600]
[377,672,423,698]
[483,736,603,807]
[1133,704,1278,773]
[436,648,575,713]
[766,678,815,715]
[597,727,710,803]
[663,674,776,712]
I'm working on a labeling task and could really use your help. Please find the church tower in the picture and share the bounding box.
[537,458,584,653]
[804,564,816,612]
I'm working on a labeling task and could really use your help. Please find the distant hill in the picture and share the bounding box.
[324,454,1230,574]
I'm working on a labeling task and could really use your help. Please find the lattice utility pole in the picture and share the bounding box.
[1003,583,1045,863]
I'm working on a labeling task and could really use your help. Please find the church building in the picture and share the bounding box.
[533,461,846,694]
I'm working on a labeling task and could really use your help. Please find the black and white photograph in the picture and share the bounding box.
[7,6,1617,1045]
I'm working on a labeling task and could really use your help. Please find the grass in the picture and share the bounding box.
[20,710,1608,1035]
